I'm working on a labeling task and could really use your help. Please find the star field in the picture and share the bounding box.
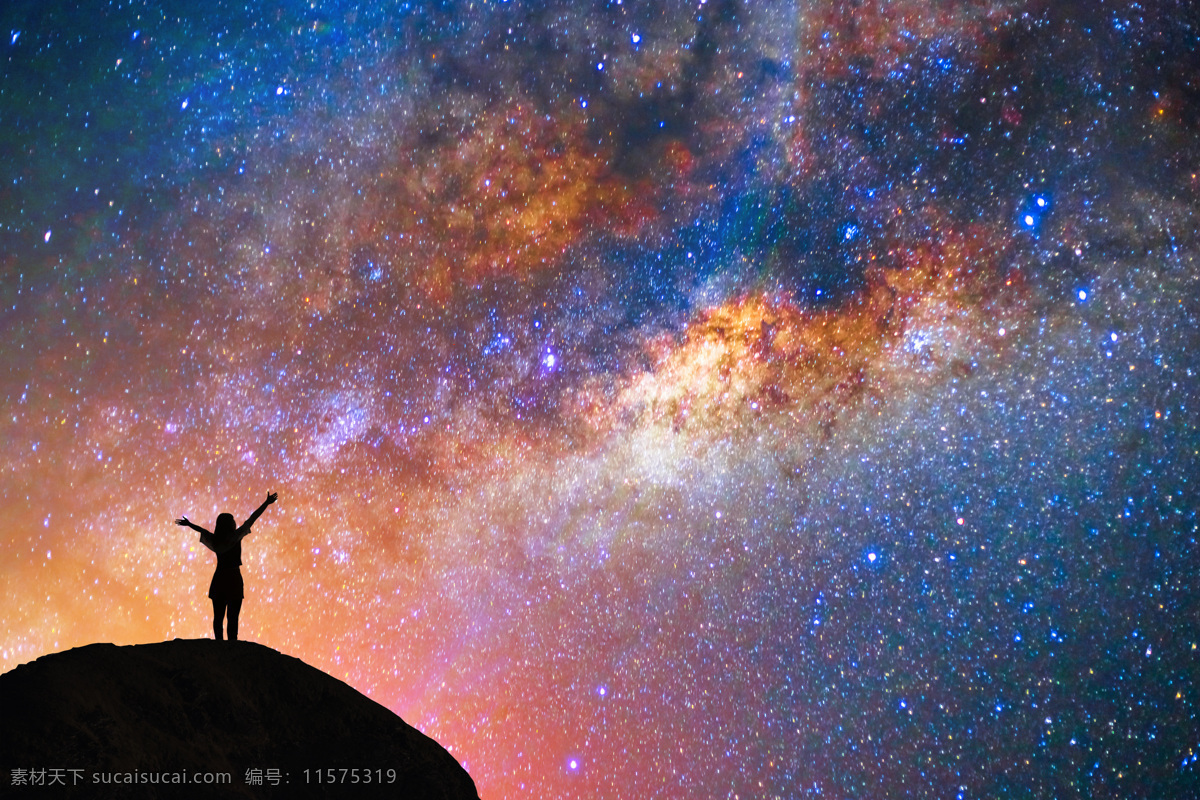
[3,1,1199,797]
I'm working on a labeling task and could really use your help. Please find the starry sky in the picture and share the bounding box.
[3,0,1199,797]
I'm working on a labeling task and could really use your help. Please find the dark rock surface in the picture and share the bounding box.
[1,639,480,799]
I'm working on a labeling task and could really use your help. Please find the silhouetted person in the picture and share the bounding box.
[176,492,278,640]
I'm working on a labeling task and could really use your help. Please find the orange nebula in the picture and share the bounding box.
[617,221,1025,440]
[367,100,657,297]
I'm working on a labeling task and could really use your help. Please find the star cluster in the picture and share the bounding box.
[3,1,1199,797]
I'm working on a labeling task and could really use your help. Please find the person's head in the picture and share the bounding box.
[214,513,236,538]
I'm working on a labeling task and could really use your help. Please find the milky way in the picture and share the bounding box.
[3,1,1199,797]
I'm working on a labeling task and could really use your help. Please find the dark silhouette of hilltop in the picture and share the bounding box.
[1,639,479,799]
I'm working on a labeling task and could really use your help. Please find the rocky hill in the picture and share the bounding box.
[1,639,479,799]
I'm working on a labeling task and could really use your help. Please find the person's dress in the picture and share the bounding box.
[202,529,248,601]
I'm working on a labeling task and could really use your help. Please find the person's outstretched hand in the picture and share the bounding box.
[265,491,278,505]
[175,516,191,527]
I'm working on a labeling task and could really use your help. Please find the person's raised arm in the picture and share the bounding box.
[176,516,218,551]
[239,491,278,535]
[175,516,211,537]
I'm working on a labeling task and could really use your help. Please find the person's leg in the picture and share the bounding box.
[212,599,227,640]
[227,598,242,641]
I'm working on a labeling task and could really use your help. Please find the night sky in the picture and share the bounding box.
[3,1,1200,797]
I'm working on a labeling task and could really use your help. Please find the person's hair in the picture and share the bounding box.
[214,513,236,538]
